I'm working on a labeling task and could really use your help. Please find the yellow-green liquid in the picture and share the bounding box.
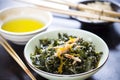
[1,18,45,33]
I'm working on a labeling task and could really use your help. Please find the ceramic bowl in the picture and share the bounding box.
[24,29,109,80]
[71,0,120,26]
[0,6,53,45]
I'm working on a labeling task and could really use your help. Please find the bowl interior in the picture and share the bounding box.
[24,29,109,74]
[0,6,52,35]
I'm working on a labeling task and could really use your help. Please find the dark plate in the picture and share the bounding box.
[70,0,120,28]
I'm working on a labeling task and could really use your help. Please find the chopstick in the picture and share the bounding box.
[44,0,120,17]
[0,35,37,80]
[14,0,120,23]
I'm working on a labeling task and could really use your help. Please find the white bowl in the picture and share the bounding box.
[24,29,109,80]
[0,6,53,45]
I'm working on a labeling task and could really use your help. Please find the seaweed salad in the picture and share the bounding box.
[30,33,103,74]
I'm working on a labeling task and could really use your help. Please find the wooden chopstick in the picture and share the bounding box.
[14,0,120,22]
[0,35,37,80]
[44,0,77,8]
[44,0,120,17]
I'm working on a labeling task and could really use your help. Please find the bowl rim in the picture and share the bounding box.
[24,29,109,77]
[0,6,53,35]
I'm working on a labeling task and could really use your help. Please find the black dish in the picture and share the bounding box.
[70,0,120,28]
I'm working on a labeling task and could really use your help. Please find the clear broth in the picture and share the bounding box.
[1,18,45,33]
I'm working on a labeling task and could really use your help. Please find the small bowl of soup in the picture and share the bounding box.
[0,6,53,45]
